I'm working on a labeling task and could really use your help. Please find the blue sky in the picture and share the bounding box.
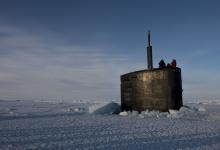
[0,0,220,102]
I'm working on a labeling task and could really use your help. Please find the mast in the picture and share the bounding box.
[147,31,153,69]
[148,30,151,46]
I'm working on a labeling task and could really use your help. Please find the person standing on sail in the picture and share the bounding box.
[171,59,177,68]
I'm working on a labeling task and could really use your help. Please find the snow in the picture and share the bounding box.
[198,107,206,112]
[168,109,179,118]
[119,111,128,116]
[88,102,121,114]
[0,100,220,150]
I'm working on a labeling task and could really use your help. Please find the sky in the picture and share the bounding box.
[0,0,220,102]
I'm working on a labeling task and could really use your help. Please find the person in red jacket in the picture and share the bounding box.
[171,59,177,68]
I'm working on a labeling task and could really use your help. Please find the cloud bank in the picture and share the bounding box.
[0,24,219,102]
[0,24,143,102]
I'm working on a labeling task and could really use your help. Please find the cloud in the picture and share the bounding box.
[1,24,218,102]
[0,24,141,101]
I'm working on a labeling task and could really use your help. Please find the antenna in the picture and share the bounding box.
[147,30,153,69]
[148,30,151,46]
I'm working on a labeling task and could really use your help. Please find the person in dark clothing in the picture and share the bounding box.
[159,59,166,69]
[167,63,171,68]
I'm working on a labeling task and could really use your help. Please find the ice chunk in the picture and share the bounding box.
[67,107,85,112]
[119,111,128,116]
[180,106,197,113]
[139,114,145,118]
[67,108,74,112]
[198,107,206,112]
[158,112,169,118]
[143,109,149,115]
[145,110,160,117]
[89,102,121,114]
[169,109,179,118]
[74,108,80,112]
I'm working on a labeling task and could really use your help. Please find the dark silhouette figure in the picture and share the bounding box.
[159,59,166,68]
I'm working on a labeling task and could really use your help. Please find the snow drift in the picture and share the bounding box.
[89,102,121,114]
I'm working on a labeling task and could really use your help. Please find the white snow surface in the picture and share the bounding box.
[0,100,220,150]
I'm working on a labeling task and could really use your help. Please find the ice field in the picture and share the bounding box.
[0,100,220,150]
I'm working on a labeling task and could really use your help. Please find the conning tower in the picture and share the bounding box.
[120,32,183,112]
